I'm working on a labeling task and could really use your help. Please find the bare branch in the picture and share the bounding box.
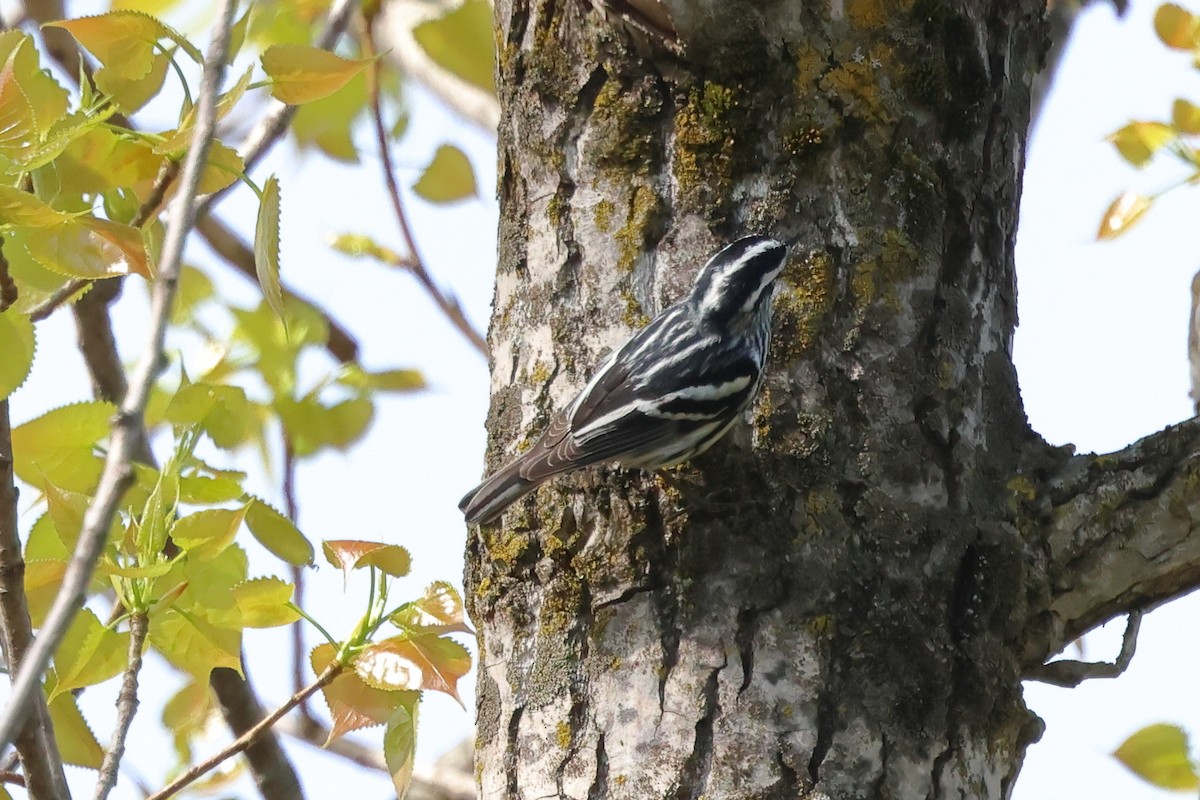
[0,400,70,799]
[1023,609,1142,687]
[194,215,361,364]
[361,18,488,357]
[209,667,304,799]
[94,612,148,800]
[0,0,241,753]
[147,664,341,800]
[0,769,25,788]
[1023,418,1200,663]
[377,0,499,134]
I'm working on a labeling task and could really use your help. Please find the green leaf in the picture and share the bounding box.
[261,45,372,105]
[231,577,300,628]
[44,483,94,551]
[337,365,426,393]
[254,175,286,325]
[23,217,153,281]
[4,229,74,314]
[196,139,245,195]
[11,401,114,493]
[412,0,496,95]
[46,685,104,769]
[161,679,214,765]
[1114,724,1200,790]
[25,559,67,627]
[291,70,367,162]
[171,265,216,324]
[0,310,34,401]
[244,497,313,566]
[149,608,242,681]
[178,473,245,504]
[352,634,471,704]
[384,699,419,800]
[390,581,473,636]
[0,32,68,135]
[1109,122,1176,168]
[0,48,38,160]
[1097,191,1153,240]
[95,48,170,114]
[1155,4,1200,50]
[1173,99,1200,135]
[0,185,73,226]
[322,540,411,579]
[412,144,477,203]
[312,643,417,741]
[171,507,247,560]
[50,608,130,701]
[275,395,374,457]
[165,382,253,449]
[327,232,407,266]
[45,12,170,79]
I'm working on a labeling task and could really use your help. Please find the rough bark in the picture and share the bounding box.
[468,2,1196,799]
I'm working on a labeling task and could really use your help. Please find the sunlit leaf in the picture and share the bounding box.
[390,581,473,636]
[352,634,470,703]
[244,497,313,566]
[0,32,68,134]
[322,540,411,579]
[254,174,286,325]
[231,577,300,627]
[4,230,74,314]
[45,12,171,80]
[1155,4,1200,50]
[46,686,104,769]
[24,217,152,281]
[171,265,216,324]
[261,44,372,105]
[337,364,426,393]
[0,310,34,401]
[291,70,367,162]
[11,401,113,493]
[162,678,215,764]
[52,127,163,201]
[1173,98,1200,134]
[412,0,496,95]
[311,643,417,741]
[412,144,477,203]
[25,559,67,627]
[327,232,406,266]
[95,48,170,114]
[178,473,245,504]
[0,185,72,227]
[50,608,129,701]
[166,382,253,449]
[1114,724,1200,790]
[171,507,247,560]
[0,47,37,158]
[1098,190,1153,240]
[384,699,419,800]
[155,65,254,155]
[149,607,242,680]
[275,395,374,457]
[1109,121,1175,167]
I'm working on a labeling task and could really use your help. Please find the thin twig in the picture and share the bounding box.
[94,612,148,800]
[1023,609,1143,688]
[146,664,341,800]
[0,400,70,799]
[0,1,241,754]
[360,16,488,357]
[0,769,25,787]
[282,438,308,706]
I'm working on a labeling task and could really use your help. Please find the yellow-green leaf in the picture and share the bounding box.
[327,232,407,266]
[161,678,215,764]
[1114,724,1200,790]
[178,473,245,504]
[166,382,253,449]
[390,581,473,636]
[244,497,313,566]
[47,687,104,769]
[0,310,34,401]
[149,608,242,681]
[254,174,286,325]
[412,0,496,95]
[24,217,152,281]
[337,365,426,393]
[0,32,68,135]
[4,230,74,314]
[1098,190,1153,240]
[0,185,72,227]
[275,395,374,457]
[155,65,254,155]
[231,577,300,627]
[11,401,114,493]
[0,47,37,159]
[196,139,245,195]
[311,643,417,741]
[1155,4,1200,50]
[45,12,171,80]
[291,70,367,162]
[412,144,476,203]
[322,540,411,579]
[1109,122,1176,167]
[50,608,130,701]
[1173,99,1200,135]
[384,699,419,800]
[261,44,372,105]
[352,634,470,703]
[95,48,170,114]
[25,559,67,627]
[171,507,247,560]
[44,482,91,551]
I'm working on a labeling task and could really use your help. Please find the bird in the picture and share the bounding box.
[459,235,789,525]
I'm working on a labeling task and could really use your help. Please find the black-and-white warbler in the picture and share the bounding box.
[460,235,789,525]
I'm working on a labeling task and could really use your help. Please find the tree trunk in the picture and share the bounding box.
[469,3,1197,798]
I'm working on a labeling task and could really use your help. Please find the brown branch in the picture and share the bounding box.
[94,612,148,800]
[209,667,304,799]
[360,16,488,358]
[0,400,70,799]
[147,664,341,800]
[1022,417,1200,665]
[1023,608,1142,688]
[195,215,360,363]
[0,0,240,754]
[0,769,26,787]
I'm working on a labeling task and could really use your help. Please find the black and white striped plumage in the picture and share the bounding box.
[460,235,789,525]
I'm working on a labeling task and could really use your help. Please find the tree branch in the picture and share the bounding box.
[0,400,70,800]
[1023,608,1142,687]
[1024,418,1200,664]
[209,667,304,799]
[361,17,488,357]
[0,0,239,753]
[147,664,341,800]
[94,612,148,800]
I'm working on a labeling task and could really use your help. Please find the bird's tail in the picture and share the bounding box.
[458,459,542,525]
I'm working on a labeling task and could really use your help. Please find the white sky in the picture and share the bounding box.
[6,0,1200,797]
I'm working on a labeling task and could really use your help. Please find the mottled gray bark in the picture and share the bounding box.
[468,2,1198,799]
